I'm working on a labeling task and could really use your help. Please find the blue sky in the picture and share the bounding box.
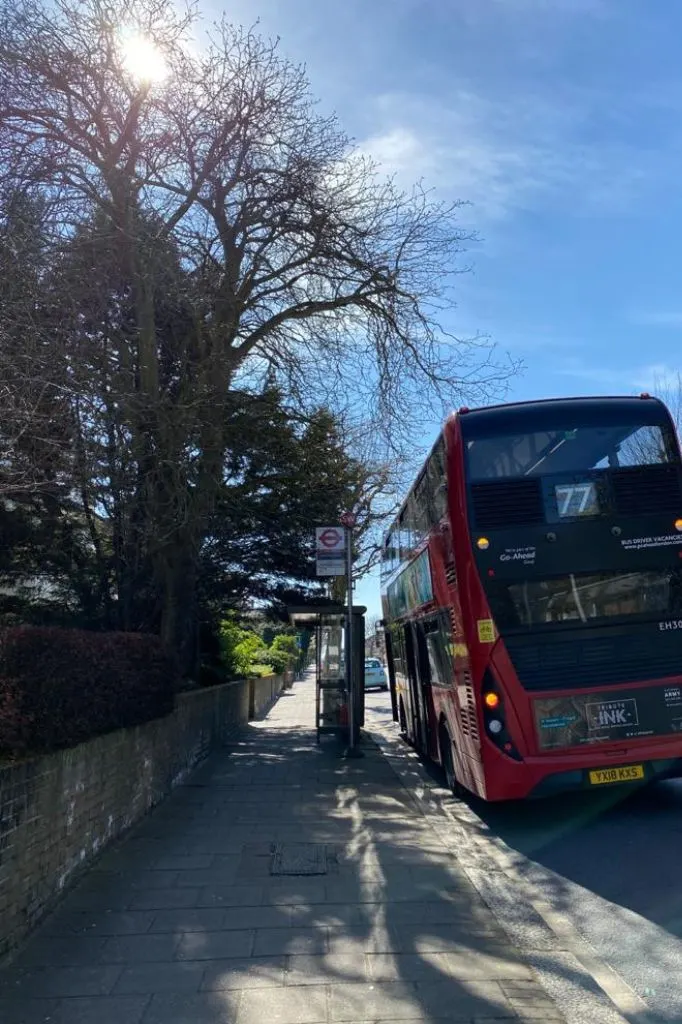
[223,0,682,617]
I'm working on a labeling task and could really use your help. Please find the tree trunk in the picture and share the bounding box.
[159,546,200,680]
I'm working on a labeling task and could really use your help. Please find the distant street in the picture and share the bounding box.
[365,688,682,1022]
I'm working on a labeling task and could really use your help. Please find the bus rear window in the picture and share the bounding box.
[467,423,675,481]
[487,569,682,630]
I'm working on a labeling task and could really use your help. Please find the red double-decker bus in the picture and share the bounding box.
[381,395,682,801]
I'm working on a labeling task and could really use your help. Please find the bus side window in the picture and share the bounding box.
[414,472,430,545]
[428,438,447,523]
[398,511,408,563]
[403,497,417,559]
[381,538,390,579]
[385,529,395,575]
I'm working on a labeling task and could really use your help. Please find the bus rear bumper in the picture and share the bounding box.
[479,742,682,800]
[526,757,682,799]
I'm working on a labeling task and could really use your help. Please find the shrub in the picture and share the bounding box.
[265,634,299,674]
[219,620,268,677]
[0,626,178,754]
[271,635,298,659]
[265,648,290,674]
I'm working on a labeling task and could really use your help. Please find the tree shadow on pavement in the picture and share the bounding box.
[0,679,569,1023]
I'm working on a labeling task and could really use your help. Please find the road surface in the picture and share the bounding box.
[365,688,682,1023]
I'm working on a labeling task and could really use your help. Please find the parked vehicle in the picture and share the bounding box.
[364,657,389,691]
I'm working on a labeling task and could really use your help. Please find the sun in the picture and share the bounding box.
[120,30,168,85]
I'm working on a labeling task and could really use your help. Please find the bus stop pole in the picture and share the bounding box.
[341,513,362,758]
[345,523,356,750]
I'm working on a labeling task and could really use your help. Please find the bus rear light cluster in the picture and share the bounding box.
[481,671,523,762]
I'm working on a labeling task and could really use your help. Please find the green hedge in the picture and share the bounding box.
[0,626,177,754]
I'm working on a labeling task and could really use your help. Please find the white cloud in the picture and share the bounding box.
[558,358,682,395]
[359,88,654,222]
[362,119,545,221]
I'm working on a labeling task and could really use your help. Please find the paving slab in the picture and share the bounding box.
[0,998,61,1024]
[175,928,254,960]
[51,994,151,1023]
[40,910,156,937]
[148,908,229,933]
[99,932,181,963]
[0,673,567,1024]
[2,964,123,999]
[141,991,240,1023]
[284,953,368,986]
[114,961,206,994]
[253,926,328,957]
[201,956,287,991]
[238,984,328,1023]
[10,935,109,969]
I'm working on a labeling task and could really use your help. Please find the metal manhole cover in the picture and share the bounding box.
[270,843,327,876]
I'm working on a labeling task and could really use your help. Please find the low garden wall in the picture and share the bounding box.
[0,671,289,959]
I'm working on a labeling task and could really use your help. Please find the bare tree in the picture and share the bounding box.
[654,373,682,436]
[0,0,513,668]
[0,189,72,498]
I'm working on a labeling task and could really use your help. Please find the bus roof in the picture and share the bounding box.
[382,394,673,548]
[448,394,670,438]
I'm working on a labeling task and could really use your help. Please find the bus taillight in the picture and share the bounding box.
[482,672,523,762]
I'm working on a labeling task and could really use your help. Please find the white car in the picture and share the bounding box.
[364,658,389,691]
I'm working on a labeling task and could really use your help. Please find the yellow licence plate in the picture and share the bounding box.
[589,764,645,786]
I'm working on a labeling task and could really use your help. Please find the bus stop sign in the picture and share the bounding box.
[315,526,346,576]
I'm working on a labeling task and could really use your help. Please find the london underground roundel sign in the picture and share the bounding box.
[318,528,343,548]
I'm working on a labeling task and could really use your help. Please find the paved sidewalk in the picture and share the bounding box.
[0,675,564,1023]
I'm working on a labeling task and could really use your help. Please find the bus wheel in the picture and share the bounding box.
[440,725,463,798]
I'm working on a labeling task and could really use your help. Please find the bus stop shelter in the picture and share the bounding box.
[288,604,366,743]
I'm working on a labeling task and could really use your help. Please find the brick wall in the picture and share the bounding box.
[0,673,287,960]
